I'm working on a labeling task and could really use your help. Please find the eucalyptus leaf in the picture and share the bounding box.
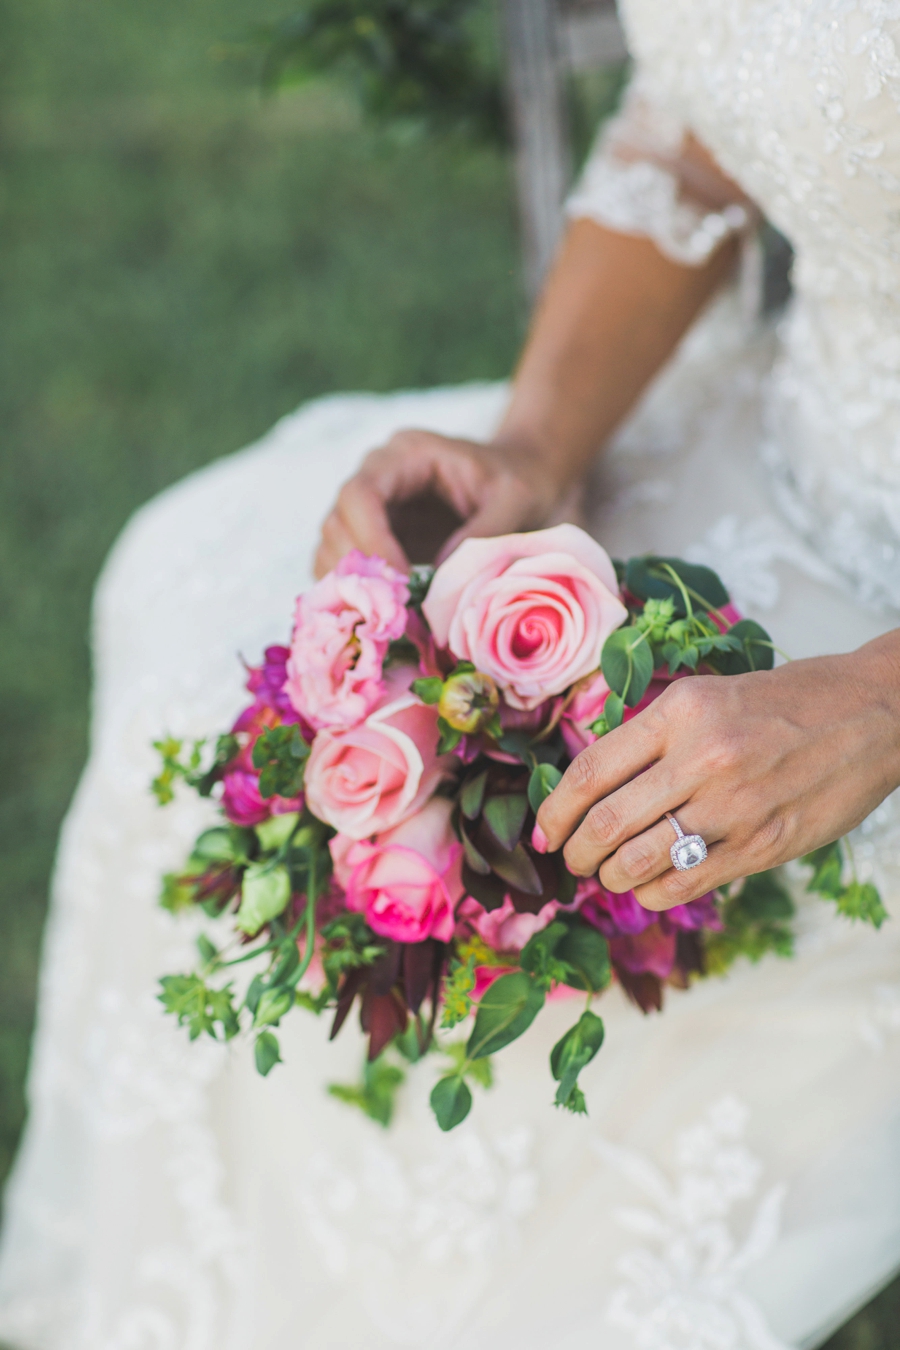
[460,769,488,820]
[254,1031,282,1076]
[555,922,611,993]
[466,971,545,1059]
[482,793,528,851]
[550,1009,605,1109]
[528,762,562,814]
[430,1074,473,1131]
[625,555,729,614]
[255,812,299,852]
[712,619,775,675]
[236,862,292,935]
[253,985,294,1027]
[604,692,624,729]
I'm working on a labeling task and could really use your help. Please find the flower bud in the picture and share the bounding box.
[438,669,500,734]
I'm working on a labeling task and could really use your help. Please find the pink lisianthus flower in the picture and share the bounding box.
[221,769,302,827]
[286,550,410,731]
[305,670,449,839]
[330,798,463,943]
[578,876,722,940]
[458,894,560,953]
[422,524,628,711]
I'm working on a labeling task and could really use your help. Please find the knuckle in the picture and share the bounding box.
[752,813,789,861]
[700,728,747,776]
[616,835,661,882]
[565,747,604,798]
[583,800,625,850]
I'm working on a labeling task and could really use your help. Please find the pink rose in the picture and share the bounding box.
[286,550,409,731]
[330,798,463,943]
[459,894,559,952]
[423,524,627,710]
[305,676,448,839]
[220,769,302,827]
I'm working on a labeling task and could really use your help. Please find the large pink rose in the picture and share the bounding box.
[286,550,409,731]
[305,678,448,838]
[422,524,627,710]
[330,798,463,943]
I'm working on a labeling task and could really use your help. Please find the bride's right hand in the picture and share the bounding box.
[314,428,563,577]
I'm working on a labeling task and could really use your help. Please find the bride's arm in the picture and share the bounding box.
[315,140,747,576]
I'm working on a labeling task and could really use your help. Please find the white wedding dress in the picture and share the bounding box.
[5,2,900,1347]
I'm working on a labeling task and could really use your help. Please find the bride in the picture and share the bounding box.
[3,1,900,1346]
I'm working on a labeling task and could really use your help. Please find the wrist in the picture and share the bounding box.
[486,427,574,505]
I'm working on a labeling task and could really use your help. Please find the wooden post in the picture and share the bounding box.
[501,0,572,296]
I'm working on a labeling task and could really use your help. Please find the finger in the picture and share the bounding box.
[365,434,488,521]
[633,839,738,910]
[599,810,722,894]
[314,512,358,578]
[436,484,531,563]
[335,477,409,572]
[537,717,665,854]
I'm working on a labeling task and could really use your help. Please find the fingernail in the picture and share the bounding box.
[531,822,549,854]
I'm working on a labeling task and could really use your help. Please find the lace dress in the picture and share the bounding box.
[3,2,900,1347]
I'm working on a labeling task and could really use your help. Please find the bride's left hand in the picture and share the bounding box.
[536,635,900,908]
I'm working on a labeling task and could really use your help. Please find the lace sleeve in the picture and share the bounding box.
[565,77,754,266]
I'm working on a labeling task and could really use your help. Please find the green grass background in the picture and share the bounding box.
[0,0,896,1341]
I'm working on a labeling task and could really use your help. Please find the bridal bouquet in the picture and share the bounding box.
[153,524,885,1130]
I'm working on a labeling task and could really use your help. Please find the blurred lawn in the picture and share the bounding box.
[0,0,896,1343]
[0,0,524,1185]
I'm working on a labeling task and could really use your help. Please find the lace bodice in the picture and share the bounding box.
[569,0,900,610]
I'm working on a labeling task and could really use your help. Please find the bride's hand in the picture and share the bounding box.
[536,636,900,908]
[314,429,561,577]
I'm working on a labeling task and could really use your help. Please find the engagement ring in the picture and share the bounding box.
[666,813,708,871]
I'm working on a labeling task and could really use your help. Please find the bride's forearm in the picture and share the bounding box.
[491,218,740,496]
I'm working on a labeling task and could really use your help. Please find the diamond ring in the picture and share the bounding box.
[666,812,708,871]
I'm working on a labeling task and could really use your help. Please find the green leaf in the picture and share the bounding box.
[236,863,292,936]
[550,1009,605,1109]
[604,692,624,729]
[837,881,888,928]
[601,628,653,707]
[196,934,218,967]
[412,676,444,705]
[625,556,729,615]
[738,871,795,921]
[528,762,562,814]
[466,971,545,1059]
[804,841,844,899]
[159,872,198,913]
[407,565,435,609]
[482,793,529,852]
[712,619,775,675]
[460,769,488,820]
[253,985,295,1027]
[430,1075,473,1131]
[251,723,309,798]
[436,716,463,754]
[158,974,240,1041]
[254,1031,282,1076]
[192,827,239,863]
[255,811,300,852]
[328,1056,406,1127]
[555,921,611,993]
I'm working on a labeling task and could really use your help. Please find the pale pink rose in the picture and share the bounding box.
[330,798,463,943]
[286,550,409,730]
[459,895,559,952]
[305,678,447,839]
[422,524,627,710]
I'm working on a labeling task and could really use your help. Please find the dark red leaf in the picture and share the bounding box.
[361,987,408,1060]
[369,943,402,997]
[615,967,664,1013]
[403,940,437,1015]
[330,966,367,1041]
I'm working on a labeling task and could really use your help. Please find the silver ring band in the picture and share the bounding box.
[666,812,708,871]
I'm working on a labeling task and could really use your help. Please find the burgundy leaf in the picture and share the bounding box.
[615,967,664,1013]
[369,943,402,997]
[330,966,367,1041]
[361,987,408,1060]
